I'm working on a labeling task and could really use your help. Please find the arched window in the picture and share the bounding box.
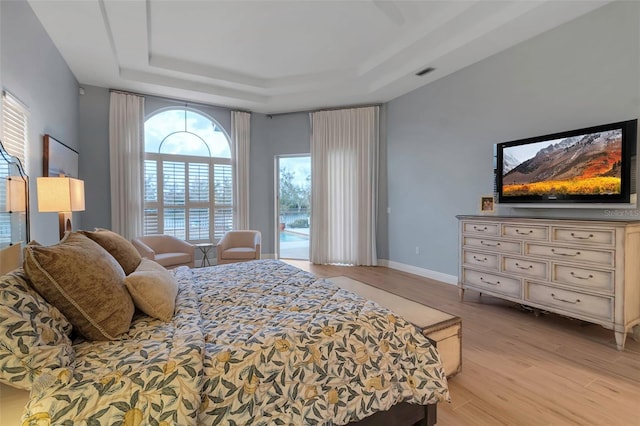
[143,108,233,242]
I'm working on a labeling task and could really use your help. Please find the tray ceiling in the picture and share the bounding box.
[28,0,610,113]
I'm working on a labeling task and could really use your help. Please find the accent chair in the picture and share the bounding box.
[216,230,261,265]
[132,235,195,269]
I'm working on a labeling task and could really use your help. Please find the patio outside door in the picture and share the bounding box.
[275,155,310,260]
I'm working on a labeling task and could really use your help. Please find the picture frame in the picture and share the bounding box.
[43,134,79,178]
[480,195,495,213]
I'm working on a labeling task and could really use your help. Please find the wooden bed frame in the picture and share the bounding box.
[352,402,437,426]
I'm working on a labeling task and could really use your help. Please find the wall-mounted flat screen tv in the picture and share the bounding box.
[496,119,637,204]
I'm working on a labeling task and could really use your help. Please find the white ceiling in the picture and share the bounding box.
[28,0,610,114]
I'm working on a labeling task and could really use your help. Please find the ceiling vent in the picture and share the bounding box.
[415,67,435,77]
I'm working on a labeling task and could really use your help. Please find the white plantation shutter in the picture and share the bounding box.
[0,162,9,246]
[162,161,186,239]
[1,92,28,169]
[214,163,233,239]
[143,208,159,235]
[189,208,209,240]
[214,164,233,205]
[143,159,159,235]
[188,162,209,203]
[188,162,209,240]
[143,152,232,242]
[163,161,186,206]
[214,208,233,240]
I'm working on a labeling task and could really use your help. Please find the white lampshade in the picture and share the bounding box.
[37,177,85,213]
[5,177,26,213]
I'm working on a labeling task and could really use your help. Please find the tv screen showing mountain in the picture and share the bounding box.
[502,129,623,197]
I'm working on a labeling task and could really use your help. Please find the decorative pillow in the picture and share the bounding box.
[124,259,178,322]
[23,232,135,341]
[80,228,141,275]
[0,268,74,390]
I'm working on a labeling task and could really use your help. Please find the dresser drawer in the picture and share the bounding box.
[463,250,499,270]
[503,256,547,279]
[526,243,613,267]
[525,282,613,322]
[502,224,548,240]
[463,269,522,298]
[552,264,614,293]
[551,227,614,246]
[463,237,521,254]
[463,222,499,235]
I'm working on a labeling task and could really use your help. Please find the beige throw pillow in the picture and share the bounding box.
[80,229,141,275]
[124,259,178,322]
[23,232,135,341]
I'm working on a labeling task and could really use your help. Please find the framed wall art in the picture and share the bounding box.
[43,134,79,178]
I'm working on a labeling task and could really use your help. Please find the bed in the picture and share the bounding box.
[0,231,449,425]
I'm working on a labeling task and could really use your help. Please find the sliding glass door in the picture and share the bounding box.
[275,155,310,260]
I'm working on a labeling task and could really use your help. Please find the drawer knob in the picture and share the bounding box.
[551,248,580,257]
[515,229,534,235]
[570,272,594,280]
[551,293,580,304]
[480,277,500,286]
[515,262,533,270]
[570,232,594,240]
[473,255,488,263]
[480,241,500,247]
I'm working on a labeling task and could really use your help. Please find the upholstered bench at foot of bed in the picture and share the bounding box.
[330,276,462,378]
[0,383,30,425]
[420,316,462,378]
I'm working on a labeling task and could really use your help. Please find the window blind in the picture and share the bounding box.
[1,92,28,168]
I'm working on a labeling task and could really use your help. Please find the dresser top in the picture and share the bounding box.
[456,215,640,226]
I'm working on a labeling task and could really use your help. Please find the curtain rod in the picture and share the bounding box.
[266,103,383,118]
[107,88,251,113]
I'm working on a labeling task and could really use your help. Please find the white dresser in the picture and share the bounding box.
[457,215,640,350]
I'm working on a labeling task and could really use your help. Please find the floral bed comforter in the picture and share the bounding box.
[22,260,449,425]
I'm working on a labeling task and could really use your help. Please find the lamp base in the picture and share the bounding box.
[58,212,72,240]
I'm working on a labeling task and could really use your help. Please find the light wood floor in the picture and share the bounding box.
[285,260,640,426]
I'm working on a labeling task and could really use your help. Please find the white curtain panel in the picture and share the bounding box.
[232,111,251,230]
[310,106,379,266]
[109,92,144,240]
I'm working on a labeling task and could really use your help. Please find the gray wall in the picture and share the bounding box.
[386,1,640,277]
[1,0,80,246]
[78,86,110,231]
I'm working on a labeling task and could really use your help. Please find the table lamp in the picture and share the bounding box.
[37,177,85,240]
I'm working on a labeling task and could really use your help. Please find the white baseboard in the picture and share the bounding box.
[378,259,457,286]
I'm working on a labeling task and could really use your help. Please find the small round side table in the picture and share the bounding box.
[196,242,214,267]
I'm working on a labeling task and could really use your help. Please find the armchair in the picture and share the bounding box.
[216,230,261,265]
[132,235,195,269]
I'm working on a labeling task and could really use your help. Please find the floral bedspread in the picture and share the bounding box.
[22,260,449,425]
[22,272,205,426]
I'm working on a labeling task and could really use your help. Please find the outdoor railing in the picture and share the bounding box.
[280,209,310,228]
